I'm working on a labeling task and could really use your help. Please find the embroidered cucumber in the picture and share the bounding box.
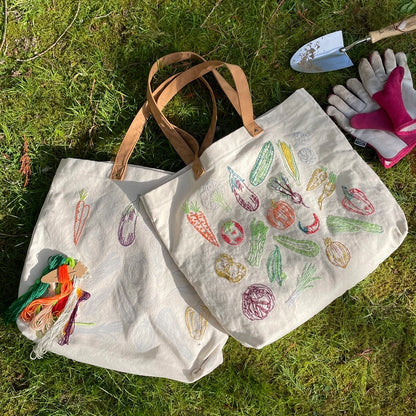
[267,245,287,286]
[273,235,320,257]
[249,141,274,186]
[327,215,383,234]
[277,140,300,185]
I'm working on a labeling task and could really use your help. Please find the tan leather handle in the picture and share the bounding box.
[147,54,262,178]
[369,15,416,43]
[110,73,218,180]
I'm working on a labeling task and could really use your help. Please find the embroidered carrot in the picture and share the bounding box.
[184,201,220,247]
[74,189,91,246]
[317,172,337,210]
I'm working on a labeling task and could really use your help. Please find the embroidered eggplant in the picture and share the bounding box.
[249,141,274,186]
[273,235,320,257]
[324,238,351,268]
[341,186,375,216]
[118,203,138,246]
[267,245,287,286]
[267,200,295,230]
[228,166,259,212]
[327,215,383,234]
[298,213,320,234]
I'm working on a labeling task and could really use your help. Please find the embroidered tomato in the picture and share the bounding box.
[266,200,295,230]
[220,220,245,245]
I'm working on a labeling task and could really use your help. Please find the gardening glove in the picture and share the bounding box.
[351,49,416,140]
[326,77,408,168]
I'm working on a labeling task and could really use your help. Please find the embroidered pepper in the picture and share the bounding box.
[341,186,375,216]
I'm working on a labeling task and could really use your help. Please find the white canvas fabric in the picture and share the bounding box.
[140,89,408,349]
[17,158,228,382]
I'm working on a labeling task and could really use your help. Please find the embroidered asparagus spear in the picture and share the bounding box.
[247,219,269,267]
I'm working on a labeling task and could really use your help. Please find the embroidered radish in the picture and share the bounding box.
[184,201,220,247]
[267,200,295,230]
[220,220,245,245]
[228,166,259,212]
[74,189,91,246]
[118,203,138,247]
[341,186,375,216]
[298,213,320,234]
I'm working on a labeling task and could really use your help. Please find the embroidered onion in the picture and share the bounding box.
[324,238,351,269]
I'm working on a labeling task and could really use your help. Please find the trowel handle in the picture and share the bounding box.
[369,15,416,43]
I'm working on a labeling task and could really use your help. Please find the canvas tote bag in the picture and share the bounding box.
[139,57,409,349]
[5,54,246,382]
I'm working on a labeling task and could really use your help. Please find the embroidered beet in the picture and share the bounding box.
[266,200,295,230]
[118,203,138,246]
[341,186,375,216]
[228,166,259,212]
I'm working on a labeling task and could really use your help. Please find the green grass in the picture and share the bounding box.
[1,0,416,414]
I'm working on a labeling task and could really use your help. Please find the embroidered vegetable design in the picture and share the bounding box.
[247,219,269,267]
[74,189,91,245]
[220,220,245,245]
[185,305,210,341]
[292,131,311,149]
[267,200,295,230]
[267,245,287,286]
[306,167,328,191]
[249,141,274,186]
[341,186,375,216]
[268,174,309,207]
[317,172,337,210]
[242,284,275,321]
[184,201,220,247]
[118,203,138,247]
[228,166,260,212]
[297,147,317,165]
[58,289,91,345]
[286,263,321,305]
[327,215,383,234]
[273,235,320,257]
[277,140,300,185]
[200,180,231,212]
[298,213,320,235]
[215,254,247,283]
[324,238,351,268]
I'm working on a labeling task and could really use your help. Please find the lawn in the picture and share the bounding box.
[1,0,416,415]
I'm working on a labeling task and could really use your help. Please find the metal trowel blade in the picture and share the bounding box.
[290,31,354,73]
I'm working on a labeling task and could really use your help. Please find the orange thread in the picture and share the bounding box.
[20,265,74,322]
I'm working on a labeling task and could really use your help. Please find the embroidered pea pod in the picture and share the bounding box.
[267,245,287,286]
[341,186,375,216]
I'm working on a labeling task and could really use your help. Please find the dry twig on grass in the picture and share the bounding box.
[0,0,7,54]
[19,136,31,188]
[16,0,81,62]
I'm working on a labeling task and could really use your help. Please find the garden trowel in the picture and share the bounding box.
[290,15,416,73]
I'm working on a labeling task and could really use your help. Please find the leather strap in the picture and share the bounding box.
[146,53,263,178]
[110,73,218,180]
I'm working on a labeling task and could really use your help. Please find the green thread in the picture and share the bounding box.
[3,254,73,324]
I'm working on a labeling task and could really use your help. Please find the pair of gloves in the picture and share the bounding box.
[327,49,416,168]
